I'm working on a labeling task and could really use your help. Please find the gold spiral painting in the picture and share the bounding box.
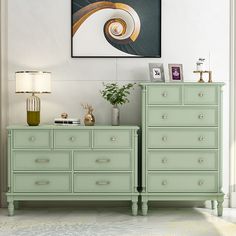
[72,0,161,57]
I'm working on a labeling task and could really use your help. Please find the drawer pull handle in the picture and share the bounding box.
[198,180,204,186]
[198,136,205,142]
[69,136,76,142]
[35,159,50,163]
[35,181,50,185]
[110,136,117,142]
[162,114,168,120]
[162,180,168,186]
[96,159,111,163]
[162,136,167,142]
[162,158,168,164]
[162,92,168,97]
[29,136,36,142]
[198,158,204,164]
[198,114,204,119]
[198,92,204,97]
[96,181,110,185]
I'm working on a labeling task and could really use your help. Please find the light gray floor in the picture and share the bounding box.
[0,206,236,236]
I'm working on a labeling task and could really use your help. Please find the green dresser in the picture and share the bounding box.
[6,125,139,216]
[140,83,224,216]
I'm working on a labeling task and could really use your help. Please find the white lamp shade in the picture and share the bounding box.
[15,71,51,93]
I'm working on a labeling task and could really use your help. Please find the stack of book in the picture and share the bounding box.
[54,118,80,125]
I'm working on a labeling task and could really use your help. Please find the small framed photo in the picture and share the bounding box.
[149,63,165,82]
[168,64,183,82]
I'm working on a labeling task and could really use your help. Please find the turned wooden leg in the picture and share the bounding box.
[211,200,215,210]
[217,200,223,217]
[8,201,14,216]
[142,201,148,216]
[132,201,138,216]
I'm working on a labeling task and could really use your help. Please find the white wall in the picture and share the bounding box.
[7,0,230,199]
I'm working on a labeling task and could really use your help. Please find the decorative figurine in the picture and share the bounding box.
[61,112,68,119]
[81,104,95,126]
[193,58,212,83]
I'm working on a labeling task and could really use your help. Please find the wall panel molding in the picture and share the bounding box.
[0,0,8,207]
[229,0,236,208]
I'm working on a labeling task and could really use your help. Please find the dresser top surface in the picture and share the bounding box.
[7,125,139,130]
[140,82,225,86]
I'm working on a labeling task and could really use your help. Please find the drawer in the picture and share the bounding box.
[148,128,218,149]
[147,86,182,105]
[148,172,218,192]
[13,151,71,171]
[74,173,131,192]
[54,130,91,148]
[13,173,71,193]
[148,150,218,170]
[184,86,218,105]
[148,106,218,127]
[74,151,131,171]
[13,130,51,149]
[93,130,131,149]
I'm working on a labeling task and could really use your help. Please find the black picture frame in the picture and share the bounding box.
[71,0,162,58]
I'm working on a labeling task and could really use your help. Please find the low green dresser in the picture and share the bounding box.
[6,125,139,216]
[140,82,224,216]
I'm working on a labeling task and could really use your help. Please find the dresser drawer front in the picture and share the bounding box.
[13,130,51,149]
[148,172,218,192]
[54,130,91,148]
[74,173,131,192]
[147,86,182,105]
[74,151,131,171]
[184,86,218,105]
[13,151,71,171]
[148,107,218,127]
[13,173,71,193]
[148,128,218,148]
[148,150,218,170]
[93,130,131,149]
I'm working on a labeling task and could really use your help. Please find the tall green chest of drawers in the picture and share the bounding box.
[6,125,139,216]
[140,83,224,216]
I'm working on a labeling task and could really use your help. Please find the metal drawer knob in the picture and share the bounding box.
[110,136,117,142]
[96,181,110,185]
[162,136,167,142]
[162,158,168,164]
[198,136,205,141]
[162,180,168,186]
[198,158,204,164]
[162,114,168,120]
[198,114,204,119]
[35,181,50,185]
[29,136,36,142]
[198,180,204,186]
[162,92,168,97]
[69,136,76,142]
[96,158,111,163]
[198,92,204,97]
[35,158,50,163]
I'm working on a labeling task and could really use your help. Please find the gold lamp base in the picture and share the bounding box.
[26,94,40,126]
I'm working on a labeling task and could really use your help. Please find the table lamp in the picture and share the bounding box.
[15,71,51,126]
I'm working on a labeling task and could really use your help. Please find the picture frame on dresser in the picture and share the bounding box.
[149,63,165,82]
[168,64,183,82]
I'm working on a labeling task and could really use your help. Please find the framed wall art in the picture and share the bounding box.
[168,64,183,82]
[149,63,165,82]
[71,0,161,58]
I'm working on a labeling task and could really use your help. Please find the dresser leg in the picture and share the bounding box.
[132,201,138,216]
[211,200,215,210]
[217,200,223,216]
[142,201,148,216]
[8,201,14,216]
